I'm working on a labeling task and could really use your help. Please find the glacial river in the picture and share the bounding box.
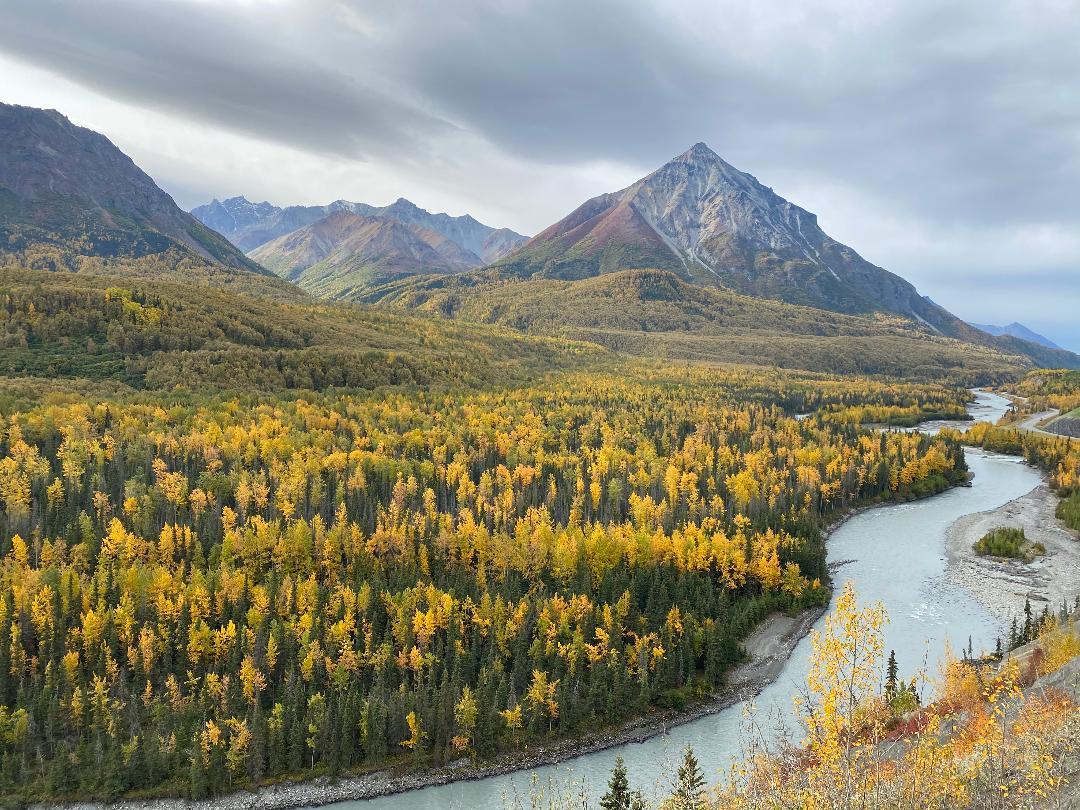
[332,391,1040,809]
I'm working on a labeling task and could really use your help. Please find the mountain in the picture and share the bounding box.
[0,103,269,278]
[970,321,1062,350]
[190,197,341,252]
[191,195,528,261]
[249,210,484,297]
[368,198,529,263]
[492,142,975,337]
[366,142,1080,373]
[187,196,279,240]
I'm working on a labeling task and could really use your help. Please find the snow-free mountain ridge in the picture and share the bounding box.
[494,142,976,338]
[0,103,265,275]
[248,210,484,298]
[970,322,1062,350]
[192,195,528,263]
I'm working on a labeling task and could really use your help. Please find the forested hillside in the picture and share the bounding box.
[361,269,1054,382]
[0,268,603,393]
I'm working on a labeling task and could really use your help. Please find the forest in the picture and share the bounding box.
[0,267,604,394]
[0,366,970,801]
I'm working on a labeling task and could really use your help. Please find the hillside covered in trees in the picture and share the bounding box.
[360,269,1076,382]
[0,268,605,395]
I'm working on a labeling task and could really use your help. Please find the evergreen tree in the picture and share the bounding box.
[189,750,209,801]
[885,650,898,698]
[671,745,706,810]
[600,756,632,810]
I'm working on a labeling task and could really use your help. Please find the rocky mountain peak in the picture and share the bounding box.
[677,141,723,163]
[494,141,968,336]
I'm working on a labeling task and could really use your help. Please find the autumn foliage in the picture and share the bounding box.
[715,586,1080,810]
[0,367,974,800]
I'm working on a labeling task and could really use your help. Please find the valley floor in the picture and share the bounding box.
[946,481,1080,625]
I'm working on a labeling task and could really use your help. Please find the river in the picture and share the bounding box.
[332,391,1039,809]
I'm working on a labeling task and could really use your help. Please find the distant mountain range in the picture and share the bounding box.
[249,210,485,296]
[969,322,1062,350]
[191,194,528,267]
[0,103,266,278]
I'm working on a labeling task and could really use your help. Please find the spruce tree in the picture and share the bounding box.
[600,756,632,810]
[190,751,209,800]
[671,745,706,810]
[885,650,898,698]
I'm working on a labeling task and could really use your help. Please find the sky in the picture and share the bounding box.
[1,0,1078,351]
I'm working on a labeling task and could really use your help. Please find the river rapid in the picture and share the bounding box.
[332,391,1040,809]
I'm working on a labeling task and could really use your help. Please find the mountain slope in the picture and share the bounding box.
[0,103,270,279]
[361,268,1078,380]
[0,266,604,394]
[494,143,976,337]
[970,321,1062,350]
[192,195,529,261]
[249,210,482,296]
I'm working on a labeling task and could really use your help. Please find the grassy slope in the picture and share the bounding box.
[357,268,1037,383]
[0,267,606,395]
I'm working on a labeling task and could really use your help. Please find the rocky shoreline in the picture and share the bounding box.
[33,605,825,810]
[945,481,1080,626]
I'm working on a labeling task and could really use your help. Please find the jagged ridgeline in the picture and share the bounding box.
[0,367,971,800]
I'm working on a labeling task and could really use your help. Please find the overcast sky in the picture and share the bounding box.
[2,0,1078,350]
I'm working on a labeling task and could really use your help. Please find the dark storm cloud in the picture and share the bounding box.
[0,0,456,160]
[360,0,1080,227]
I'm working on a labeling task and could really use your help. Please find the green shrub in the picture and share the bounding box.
[1057,491,1080,533]
[974,527,1030,558]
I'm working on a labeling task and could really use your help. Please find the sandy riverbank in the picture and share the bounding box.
[945,482,1080,626]
[34,606,824,810]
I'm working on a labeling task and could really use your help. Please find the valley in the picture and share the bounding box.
[0,98,1077,809]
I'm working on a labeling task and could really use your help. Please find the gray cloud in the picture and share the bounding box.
[0,0,456,160]
[1,0,1078,349]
